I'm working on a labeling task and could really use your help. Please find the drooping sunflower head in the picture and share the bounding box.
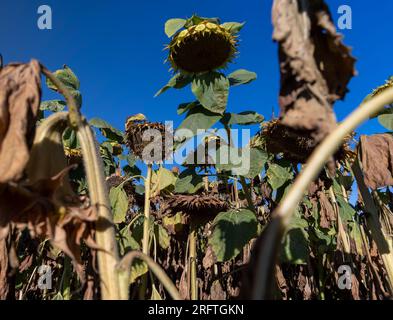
[125,115,172,163]
[167,20,238,74]
[254,119,355,164]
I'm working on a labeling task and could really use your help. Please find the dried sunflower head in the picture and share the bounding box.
[160,194,229,226]
[125,115,172,163]
[167,20,238,74]
[257,119,354,164]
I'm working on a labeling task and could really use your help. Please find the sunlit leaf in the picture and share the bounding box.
[209,209,258,262]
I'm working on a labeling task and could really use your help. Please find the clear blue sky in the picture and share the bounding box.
[1,0,393,137]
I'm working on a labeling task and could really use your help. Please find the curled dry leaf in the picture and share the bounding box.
[0,60,41,183]
[272,0,355,144]
[360,134,393,190]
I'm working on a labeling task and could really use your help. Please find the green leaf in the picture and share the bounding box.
[109,186,129,224]
[151,167,176,195]
[221,111,264,126]
[228,69,257,86]
[209,209,258,262]
[192,72,229,115]
[176,104,221,138]
[216,146,268,178]
[155,73,192,97]
[40,100,66,112]
[186,15,220,27]
[337,196,356,223]
[46,65,80,91]
[221,22,245,34]
[89,117,124,143]
[267,163,293,190]
[117,226,140,256]
[177,101,198,115]
[62,128,79,149]
[165,18,187,37]
[154,224,171,249]
[281,216,309,265]
[174,169,204,194]
[378,114,393,130]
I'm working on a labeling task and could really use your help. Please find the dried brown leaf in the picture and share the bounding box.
[0,60,41,183]
[360,134,393,190]
[272,0,355,144]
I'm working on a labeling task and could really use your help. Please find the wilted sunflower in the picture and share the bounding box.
[167,20,238,74]
[160,194,229,227]
[125,114,172,163]
[254,119,355,163]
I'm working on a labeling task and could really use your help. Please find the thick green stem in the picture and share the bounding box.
[77,122,123,299]
[142,164,153,255]
[41,66,123,300]
[189,224,198,300]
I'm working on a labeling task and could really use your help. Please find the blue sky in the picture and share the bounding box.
[1,0,393,138]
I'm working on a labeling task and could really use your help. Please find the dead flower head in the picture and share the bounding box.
[125,114,172,163]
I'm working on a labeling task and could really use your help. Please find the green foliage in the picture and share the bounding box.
[191,72,229,115]
[174,168,204,194]
[281,216,309,265]
[220,111,264,126]
[267,162,294,190]
[164,18,187,37]
[155,73,192,97]
[228,69,256,86]
[221,22,245,34]
[209,209,258,262]
[89,117,124,143]
[176,104,221,138]
[109,186,129,224]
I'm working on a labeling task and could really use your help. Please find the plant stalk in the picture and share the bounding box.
[117,251,181,300]
[189,224,198,300]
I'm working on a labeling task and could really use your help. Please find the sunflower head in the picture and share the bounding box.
[167,20,238,74]
[255,119,354,164]
[125,115,171,163]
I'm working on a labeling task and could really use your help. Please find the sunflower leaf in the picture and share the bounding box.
[228,69,257,86]
[109,186,129,224]
[155,73,193,97]
[191,72,229,115]
[221,22,245,34]
[220,111,264,126]
[176,104,221,138]
[165,18,187,37]
[209,209,258,262]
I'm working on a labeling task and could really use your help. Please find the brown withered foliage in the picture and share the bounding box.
[0,60,41,183]
[272,0,356,144]
[0,167,98,281]
[0,238,10,299]
[360,134,393,190]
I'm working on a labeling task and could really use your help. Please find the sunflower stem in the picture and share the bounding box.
[41,66,123,300]
[189,223,198,300]
[140,163,153,299]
